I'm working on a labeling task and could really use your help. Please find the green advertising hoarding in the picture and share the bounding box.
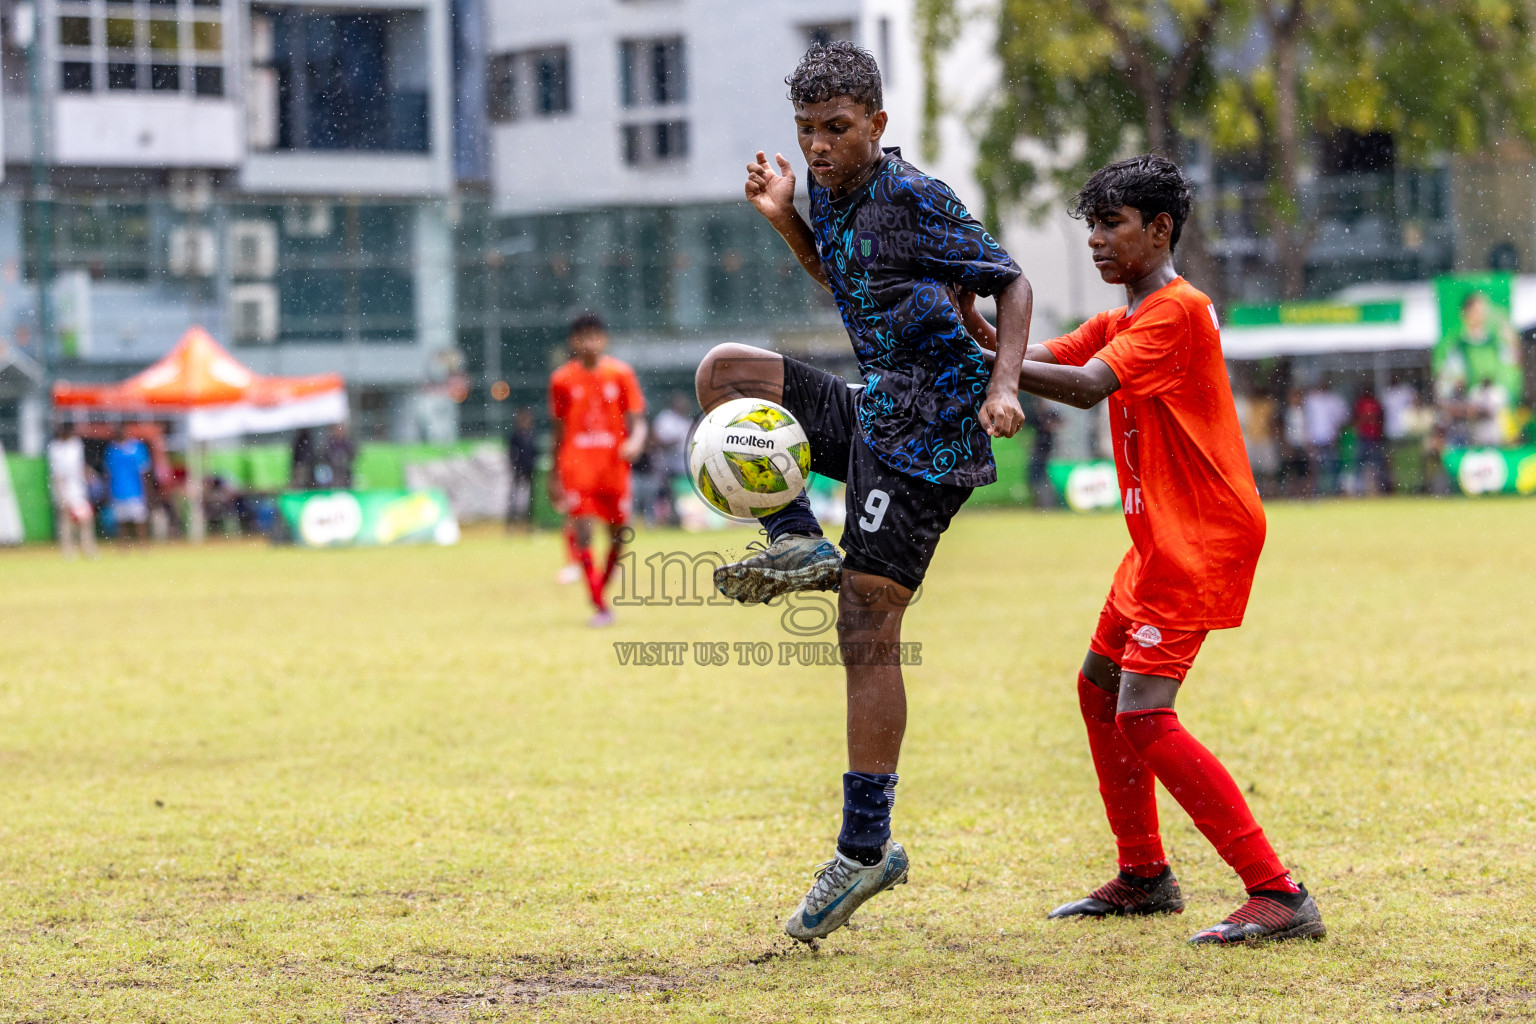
[276,489,459,548]
[1444,447,1536,497]
[1226,300,1403,327]
[1046,460,1122,512]
[1434,272,1522,410]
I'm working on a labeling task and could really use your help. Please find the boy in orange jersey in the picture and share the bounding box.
[961,156,1324,946]
[548,312,647,626]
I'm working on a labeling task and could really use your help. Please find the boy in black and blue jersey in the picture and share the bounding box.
[694,42,1033,942]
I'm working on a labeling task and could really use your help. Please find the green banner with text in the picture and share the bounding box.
[276,489,460,548]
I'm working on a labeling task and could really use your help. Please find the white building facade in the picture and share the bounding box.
[0,0,462,448]
[462,0,1116,433]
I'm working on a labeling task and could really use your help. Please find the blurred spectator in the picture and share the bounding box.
[105,426,152,543]
[1238,388,1280,495]
[1440,381,1473,448]
[1353,388,1388,494]
[204,474,240,537]
[631,430,661,526]
[1425,422,1452,495]
[1382,376,1417,443]
[1304,383,1350,494]
[506,407,538,531]
[47,424,97,558]
[1469,376,1510,447]
[1280,388,1312,497]
[1027,398,1060,507]
[290,428,318,489]
[321,422,356,489]
[649,392,694,526]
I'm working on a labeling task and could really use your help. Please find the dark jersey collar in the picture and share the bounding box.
[825,147,900,211]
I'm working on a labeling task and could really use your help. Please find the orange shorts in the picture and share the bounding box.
[558,454,631,525]
[562,488,631,526]
[1088,591,1208,683]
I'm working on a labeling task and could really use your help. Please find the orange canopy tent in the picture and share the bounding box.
[52,326,348,542]
[53,326,347,440]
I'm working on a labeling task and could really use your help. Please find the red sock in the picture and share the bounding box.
[1077,674,1166,875]
[601,544,622,587]
[1116,709,1292,892]
[563,524,581,565]
[576,548,606,612]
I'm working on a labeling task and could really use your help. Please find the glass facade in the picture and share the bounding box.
[453,200,838,434]
[21,196,420,345]
[254,8,430,152]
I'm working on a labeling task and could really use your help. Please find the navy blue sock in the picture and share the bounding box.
[838,771,898,865]
[759,491,821,542]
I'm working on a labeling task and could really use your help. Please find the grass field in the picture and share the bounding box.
[1,499,1534,1022]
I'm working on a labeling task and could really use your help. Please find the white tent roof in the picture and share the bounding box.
[1220,275,1536,359]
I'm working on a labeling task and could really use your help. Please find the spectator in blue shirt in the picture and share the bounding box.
[105,427,152,542]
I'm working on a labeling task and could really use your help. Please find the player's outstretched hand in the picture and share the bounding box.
[980,389,1025,438]
[746,151,797,225]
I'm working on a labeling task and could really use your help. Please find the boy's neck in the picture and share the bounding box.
[1123,259,1179,315]
[829,149,885,199]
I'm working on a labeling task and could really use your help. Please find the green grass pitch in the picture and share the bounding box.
[1,499,1533,1022]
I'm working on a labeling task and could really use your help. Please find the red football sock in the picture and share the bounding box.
[563,524,581,565]
[576,548,606,612]
[601,544,623,587]
[1116,709,1290,891]
[1077,674,1166,874]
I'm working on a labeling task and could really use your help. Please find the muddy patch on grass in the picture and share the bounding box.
[1390,987,1535,1016]
[368,974,683,1022]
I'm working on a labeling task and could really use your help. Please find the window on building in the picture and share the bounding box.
[61,61,93,91]
[107,61,137,90]
[150,62,179,90]
[802,22,855,48]
[621,119,688,167]
[488,47,571,123]
[58,16,92,46]
[53,0,229,97]
[253,7,431,152]
[619,36,685,108]
[193,65,222,96]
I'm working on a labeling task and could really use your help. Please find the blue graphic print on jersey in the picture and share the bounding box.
[808,148,1022,486]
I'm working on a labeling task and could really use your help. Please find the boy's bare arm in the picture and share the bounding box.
[955,289,1060,363]
[979,276,1031,437]
[746,151,832,293]
[1016,357,1121,410]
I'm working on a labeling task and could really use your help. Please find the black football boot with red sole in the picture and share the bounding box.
[1048,867,1185,919]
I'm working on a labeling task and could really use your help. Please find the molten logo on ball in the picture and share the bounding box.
[689,397,812,520]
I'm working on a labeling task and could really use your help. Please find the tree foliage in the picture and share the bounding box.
[951,0,1536,297]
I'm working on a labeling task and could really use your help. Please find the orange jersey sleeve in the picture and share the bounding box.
[1095,293,1195,402]
[617,363,645,418]
[1044,310,1118,367]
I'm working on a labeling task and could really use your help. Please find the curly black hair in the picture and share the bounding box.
[1069,155,1193,251]
[786,41,883,114]
[568,311,606,337]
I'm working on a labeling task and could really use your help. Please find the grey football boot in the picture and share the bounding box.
[784,841,910,942]
[714,533,842,604]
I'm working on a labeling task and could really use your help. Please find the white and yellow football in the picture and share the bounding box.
[687,397,812,520]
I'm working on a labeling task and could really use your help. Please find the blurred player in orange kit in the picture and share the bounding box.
[548,312,647,627]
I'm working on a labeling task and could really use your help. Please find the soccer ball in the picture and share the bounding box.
[688,397,812,520]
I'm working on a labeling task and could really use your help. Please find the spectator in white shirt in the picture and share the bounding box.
[47,424,97,558]
[1304,385,1350,495]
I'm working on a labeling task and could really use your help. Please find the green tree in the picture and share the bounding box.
[1213,0,1536,295]
[958,0,1536,301]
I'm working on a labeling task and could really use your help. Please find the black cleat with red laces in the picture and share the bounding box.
[1048,867,1185,919]
[1188,883,1325,945]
